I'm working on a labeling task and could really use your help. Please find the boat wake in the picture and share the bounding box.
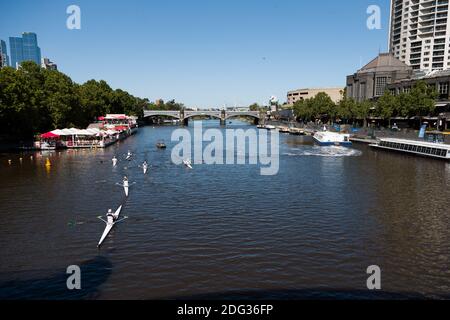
[284,146,362,158]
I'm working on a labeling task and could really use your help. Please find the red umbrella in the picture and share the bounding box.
[41,132,60,139]
[115,126,128,131]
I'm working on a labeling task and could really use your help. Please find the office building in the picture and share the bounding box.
[9,32,41,68]
[389,0,450,72]
[0,40,9,68]
[287,87,344,105]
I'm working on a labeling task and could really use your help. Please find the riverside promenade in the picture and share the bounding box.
[266,120,450,144]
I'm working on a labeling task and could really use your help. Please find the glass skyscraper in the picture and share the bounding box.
[9,32,41,68]
[0,40,9,67]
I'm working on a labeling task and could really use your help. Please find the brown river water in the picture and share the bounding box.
[0,121,449,299]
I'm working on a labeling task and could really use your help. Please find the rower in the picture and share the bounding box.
[143,160,148,167]
[106,209,115,224]
[123,176,129,186]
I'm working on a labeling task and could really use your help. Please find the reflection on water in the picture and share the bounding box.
[0,256,112,300]
[0,120,450,300]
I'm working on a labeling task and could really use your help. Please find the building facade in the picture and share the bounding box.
[0,40,9,68]
[387,69,450,129]
[42,58,57,70]
[287,87,343,105]
[346,53,413,102]
[9,32,41,68]
[389,0,450,72]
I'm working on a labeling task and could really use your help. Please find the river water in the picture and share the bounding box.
[1,120,450,300]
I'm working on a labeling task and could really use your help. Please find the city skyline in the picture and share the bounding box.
[0,0,390,108]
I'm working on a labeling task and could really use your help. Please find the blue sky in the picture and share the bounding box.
[0,0,390,108]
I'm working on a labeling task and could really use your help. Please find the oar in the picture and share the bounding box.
[97,216,108,223]
[115,217,129,224]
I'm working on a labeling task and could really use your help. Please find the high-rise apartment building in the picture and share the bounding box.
[389,0,450,72]
[0,40,9,68]
[9,32,41,68]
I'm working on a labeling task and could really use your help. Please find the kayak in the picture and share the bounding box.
[98,205,122,247]
[143,165,148,174]
[124,180,129,197]
[112,158,118,167]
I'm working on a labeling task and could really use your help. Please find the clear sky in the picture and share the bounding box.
[0,0,390,108]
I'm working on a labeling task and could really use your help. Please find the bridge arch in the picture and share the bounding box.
[224,113,261,120]
[143,110,181,119]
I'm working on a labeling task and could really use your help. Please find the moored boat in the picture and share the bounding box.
[156,141,167,149]
[370,138,450,160]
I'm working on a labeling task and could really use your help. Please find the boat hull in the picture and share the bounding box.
[370,144,450,161]
[313,139,353,147]
[98,205,122,247]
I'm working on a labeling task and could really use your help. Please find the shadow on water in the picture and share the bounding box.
[0,256,112,300]
[164,289,448,300]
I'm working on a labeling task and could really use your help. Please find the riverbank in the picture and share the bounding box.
[267,120,450,144]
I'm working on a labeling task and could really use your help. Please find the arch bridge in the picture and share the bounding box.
[143,110,262,125]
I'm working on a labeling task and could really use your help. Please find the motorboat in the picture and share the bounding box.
[313,131,352,146]
[156,141,167,149]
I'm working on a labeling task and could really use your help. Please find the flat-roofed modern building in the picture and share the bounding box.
[389,0,450,72]
[287,87,343,105]
[9,32,41,68]
[346,53,413,102]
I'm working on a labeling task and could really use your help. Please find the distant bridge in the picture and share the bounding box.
[143,110,263,125]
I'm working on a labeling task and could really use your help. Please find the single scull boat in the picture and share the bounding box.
[183,159,193,169]
[97,205,122,247]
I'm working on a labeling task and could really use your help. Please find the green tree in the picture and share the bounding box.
[408,80,437,118]
[42,69,80,129]
[310,92,335,120]
[77,80,113,126]
[376,91,398,126]
[336,96,356,123]
[249,103,260,111]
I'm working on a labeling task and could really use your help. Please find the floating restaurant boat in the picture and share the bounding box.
[33,114,139,150]
[370,138,450,160]
[313,131,352,146]
[99,114,139,139]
